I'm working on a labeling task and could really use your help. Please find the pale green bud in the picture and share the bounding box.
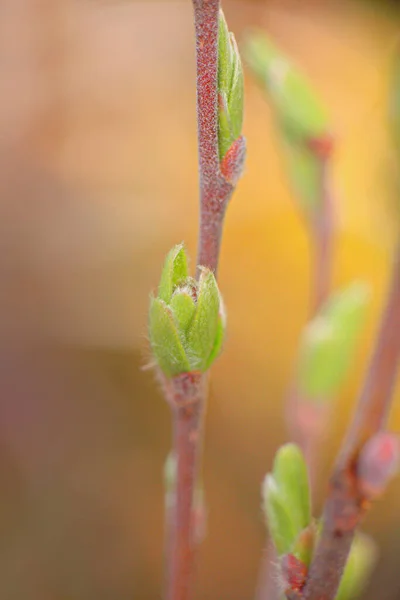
[262,444,311,556]
[244,31,332,216]
[335,533,377,600]
[297,282,370,399]
[244,31,328,141]
[218,10,244,160]
[148,245,226,377]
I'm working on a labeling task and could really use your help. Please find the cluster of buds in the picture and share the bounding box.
[262,444,378,599]
[148,244,226,377]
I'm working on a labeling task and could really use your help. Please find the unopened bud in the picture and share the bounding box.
[358,432,400,499]
[297,282,370,399]
[148,245,226,376]
[218,10,244,162]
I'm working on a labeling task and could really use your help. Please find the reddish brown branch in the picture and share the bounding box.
[300,242,400,600]
[192,0,245,275]
[164,373,207,600]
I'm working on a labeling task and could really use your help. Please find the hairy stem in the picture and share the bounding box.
[300,242,400,600]
[164,373,207,600]
[192,0,244,275]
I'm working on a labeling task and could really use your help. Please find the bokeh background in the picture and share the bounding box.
[0,0,400,598]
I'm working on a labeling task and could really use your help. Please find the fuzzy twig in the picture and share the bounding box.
[164,373,207,600]
[192,0,245,275]
[298,242,400,600]
[163,2,245,598]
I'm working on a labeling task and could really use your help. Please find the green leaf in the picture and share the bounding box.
[273,444,311,535]
[218,9,233,95]
[244,31,328,141]
[158,244,188,303]
[262,474,298,556]
[148,296,191,376]
[298,282,370,399]
[204,314,226,370]
[170,289,197,336]
[187,269,220,371]
[335,533,377,600]
[228,33,244,142]
[218,91,234,161]
[218,10,244,160]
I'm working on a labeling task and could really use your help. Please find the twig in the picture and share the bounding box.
[192,0,245,275]
[164,373,207,600]
[299,241,400,600]
[163,2,245,599]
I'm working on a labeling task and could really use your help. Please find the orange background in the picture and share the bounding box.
[0,0,399,598]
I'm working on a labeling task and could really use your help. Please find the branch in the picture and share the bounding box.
[192,0,245,275]
[300,242,400,600]
[162,4,245,599]
[164,373,207,600]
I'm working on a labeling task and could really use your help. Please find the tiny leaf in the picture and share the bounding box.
[273,444,311,535]
[170,289,197,336]
[262,474,298,556]
[187,269,220,371]
[335,533,377,600]
[158,244,188,303]
[149,297,190,376]
[298,282,370,399]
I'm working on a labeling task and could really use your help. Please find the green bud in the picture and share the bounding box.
[298,282,370,399]
[244,31,328,142]
[335,533,377,600]
[149,297,191,376]
[158,243,188,304]
[273,444,311,535]
[218,10,244,160]
[262,444,311,556]
[187,268,221,370]
[148,245,226,377]
[262,474,297,556]
[244,31,331,216]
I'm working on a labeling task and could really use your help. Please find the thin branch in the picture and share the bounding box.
[163,2,245,598]
[164,373,207,600]
[192,0,245,275]
[300,242,400,600]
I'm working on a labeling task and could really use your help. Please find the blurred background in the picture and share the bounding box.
[0,0,400,598]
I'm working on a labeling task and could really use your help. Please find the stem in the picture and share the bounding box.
[192,0,244,275]
[164,372,207,600]
[300,242,400,600]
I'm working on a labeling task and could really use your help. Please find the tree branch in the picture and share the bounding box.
[300,242,400,600]
[164,372,207,600]
[192,0,245,275]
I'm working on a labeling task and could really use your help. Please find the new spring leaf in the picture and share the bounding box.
[244,31,332,216]
[218,10,244,160]
[148,244,226,377]
[297,282,370,399]
[262,444,311,556]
